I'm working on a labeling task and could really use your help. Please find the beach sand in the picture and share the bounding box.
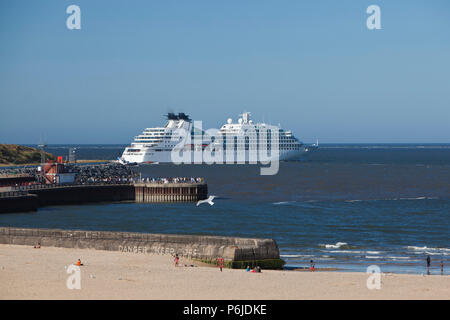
[0,244,448,300]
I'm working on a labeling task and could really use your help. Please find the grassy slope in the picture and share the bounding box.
[0,144,56,165]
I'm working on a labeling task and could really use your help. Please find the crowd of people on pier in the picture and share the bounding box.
[138,177,204,184]
[0,167,36,176]
[74,163,138,185]
[1,163,204,189]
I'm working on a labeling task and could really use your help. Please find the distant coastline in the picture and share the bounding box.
[0,144,55,166]
[0,159,110,168]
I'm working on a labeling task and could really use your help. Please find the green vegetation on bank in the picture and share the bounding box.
[0,144,55,165]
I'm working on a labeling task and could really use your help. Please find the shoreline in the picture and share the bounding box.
[1,244,449,300]
[0,160,111,168]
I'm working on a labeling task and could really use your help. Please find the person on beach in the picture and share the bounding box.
[310,260,315,272]
[441,261,444,275]
[174,254,179,267]
[33,242,40,249]
[76,259,83,266]
[426,255,431,274]
[217,258,224,272]
[246,266,251,272]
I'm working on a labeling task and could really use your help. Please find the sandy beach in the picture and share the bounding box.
[0,244,448,300]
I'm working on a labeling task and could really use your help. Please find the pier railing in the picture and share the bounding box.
[6,179,205,192]
[8,181,133,192]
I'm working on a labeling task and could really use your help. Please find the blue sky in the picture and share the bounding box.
[1,0,449,144]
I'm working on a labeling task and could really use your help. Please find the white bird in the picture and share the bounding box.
[196,195,216,206]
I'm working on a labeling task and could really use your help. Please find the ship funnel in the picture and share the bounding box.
[178,113,191,121]
[241,112,251,124]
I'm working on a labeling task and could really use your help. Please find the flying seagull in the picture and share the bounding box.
[196,195,216,206]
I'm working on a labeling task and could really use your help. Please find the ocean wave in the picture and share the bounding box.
[328,250,365,254]
[364,255,418,262]
[425,252,449,256]
[272,201,295,205]
[280,254,336,261]
[399,197,427,200]
[274,197,441,205]
[325,250,384,256]
[280,254,314,258]
[319,242,348,249]
[407,246,450,253]
[385,256,411,260]
[345,197,439,203]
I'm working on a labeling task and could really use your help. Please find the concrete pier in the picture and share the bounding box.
[0,227,285,269]
[28,184,135,206]
[134,182,207,203]
[0,193,38,213]
[0,182,208,213]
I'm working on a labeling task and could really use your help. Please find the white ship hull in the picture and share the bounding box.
[121,146,314,164]
[120,112,317,165]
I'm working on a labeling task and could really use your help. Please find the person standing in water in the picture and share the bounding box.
[440,261,444,275]
[426,255,431,275]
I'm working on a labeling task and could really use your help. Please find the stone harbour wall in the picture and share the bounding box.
[0,227,284,269]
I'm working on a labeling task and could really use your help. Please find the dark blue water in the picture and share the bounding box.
[2,144,450,274]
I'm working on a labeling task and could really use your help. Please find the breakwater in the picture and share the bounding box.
[0,193,39,213]
[0,182,208,213]
[135,182,207,203]
[0,227,284,269]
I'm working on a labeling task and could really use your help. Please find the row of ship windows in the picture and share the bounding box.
[127,145,300,153]
[140,131,294,137]
[133,143,300,148]
[135,137,297,142]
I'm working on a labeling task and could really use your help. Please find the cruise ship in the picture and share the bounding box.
[119,112,317,164]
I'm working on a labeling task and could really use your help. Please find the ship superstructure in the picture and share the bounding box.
[120,112,316,164]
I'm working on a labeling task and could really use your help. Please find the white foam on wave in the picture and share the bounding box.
[280,254,313,258]
[400,197,427,200]
[343,196,439,203]
[425,252,447,256]
[407,246,450,253]
[272,201,295,205]
[320,242,348,249]
[327,250,359,254]
[326,250,384,255]
[385,256,411,260]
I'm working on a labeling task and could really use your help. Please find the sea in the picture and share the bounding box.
[1,143,449,274]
